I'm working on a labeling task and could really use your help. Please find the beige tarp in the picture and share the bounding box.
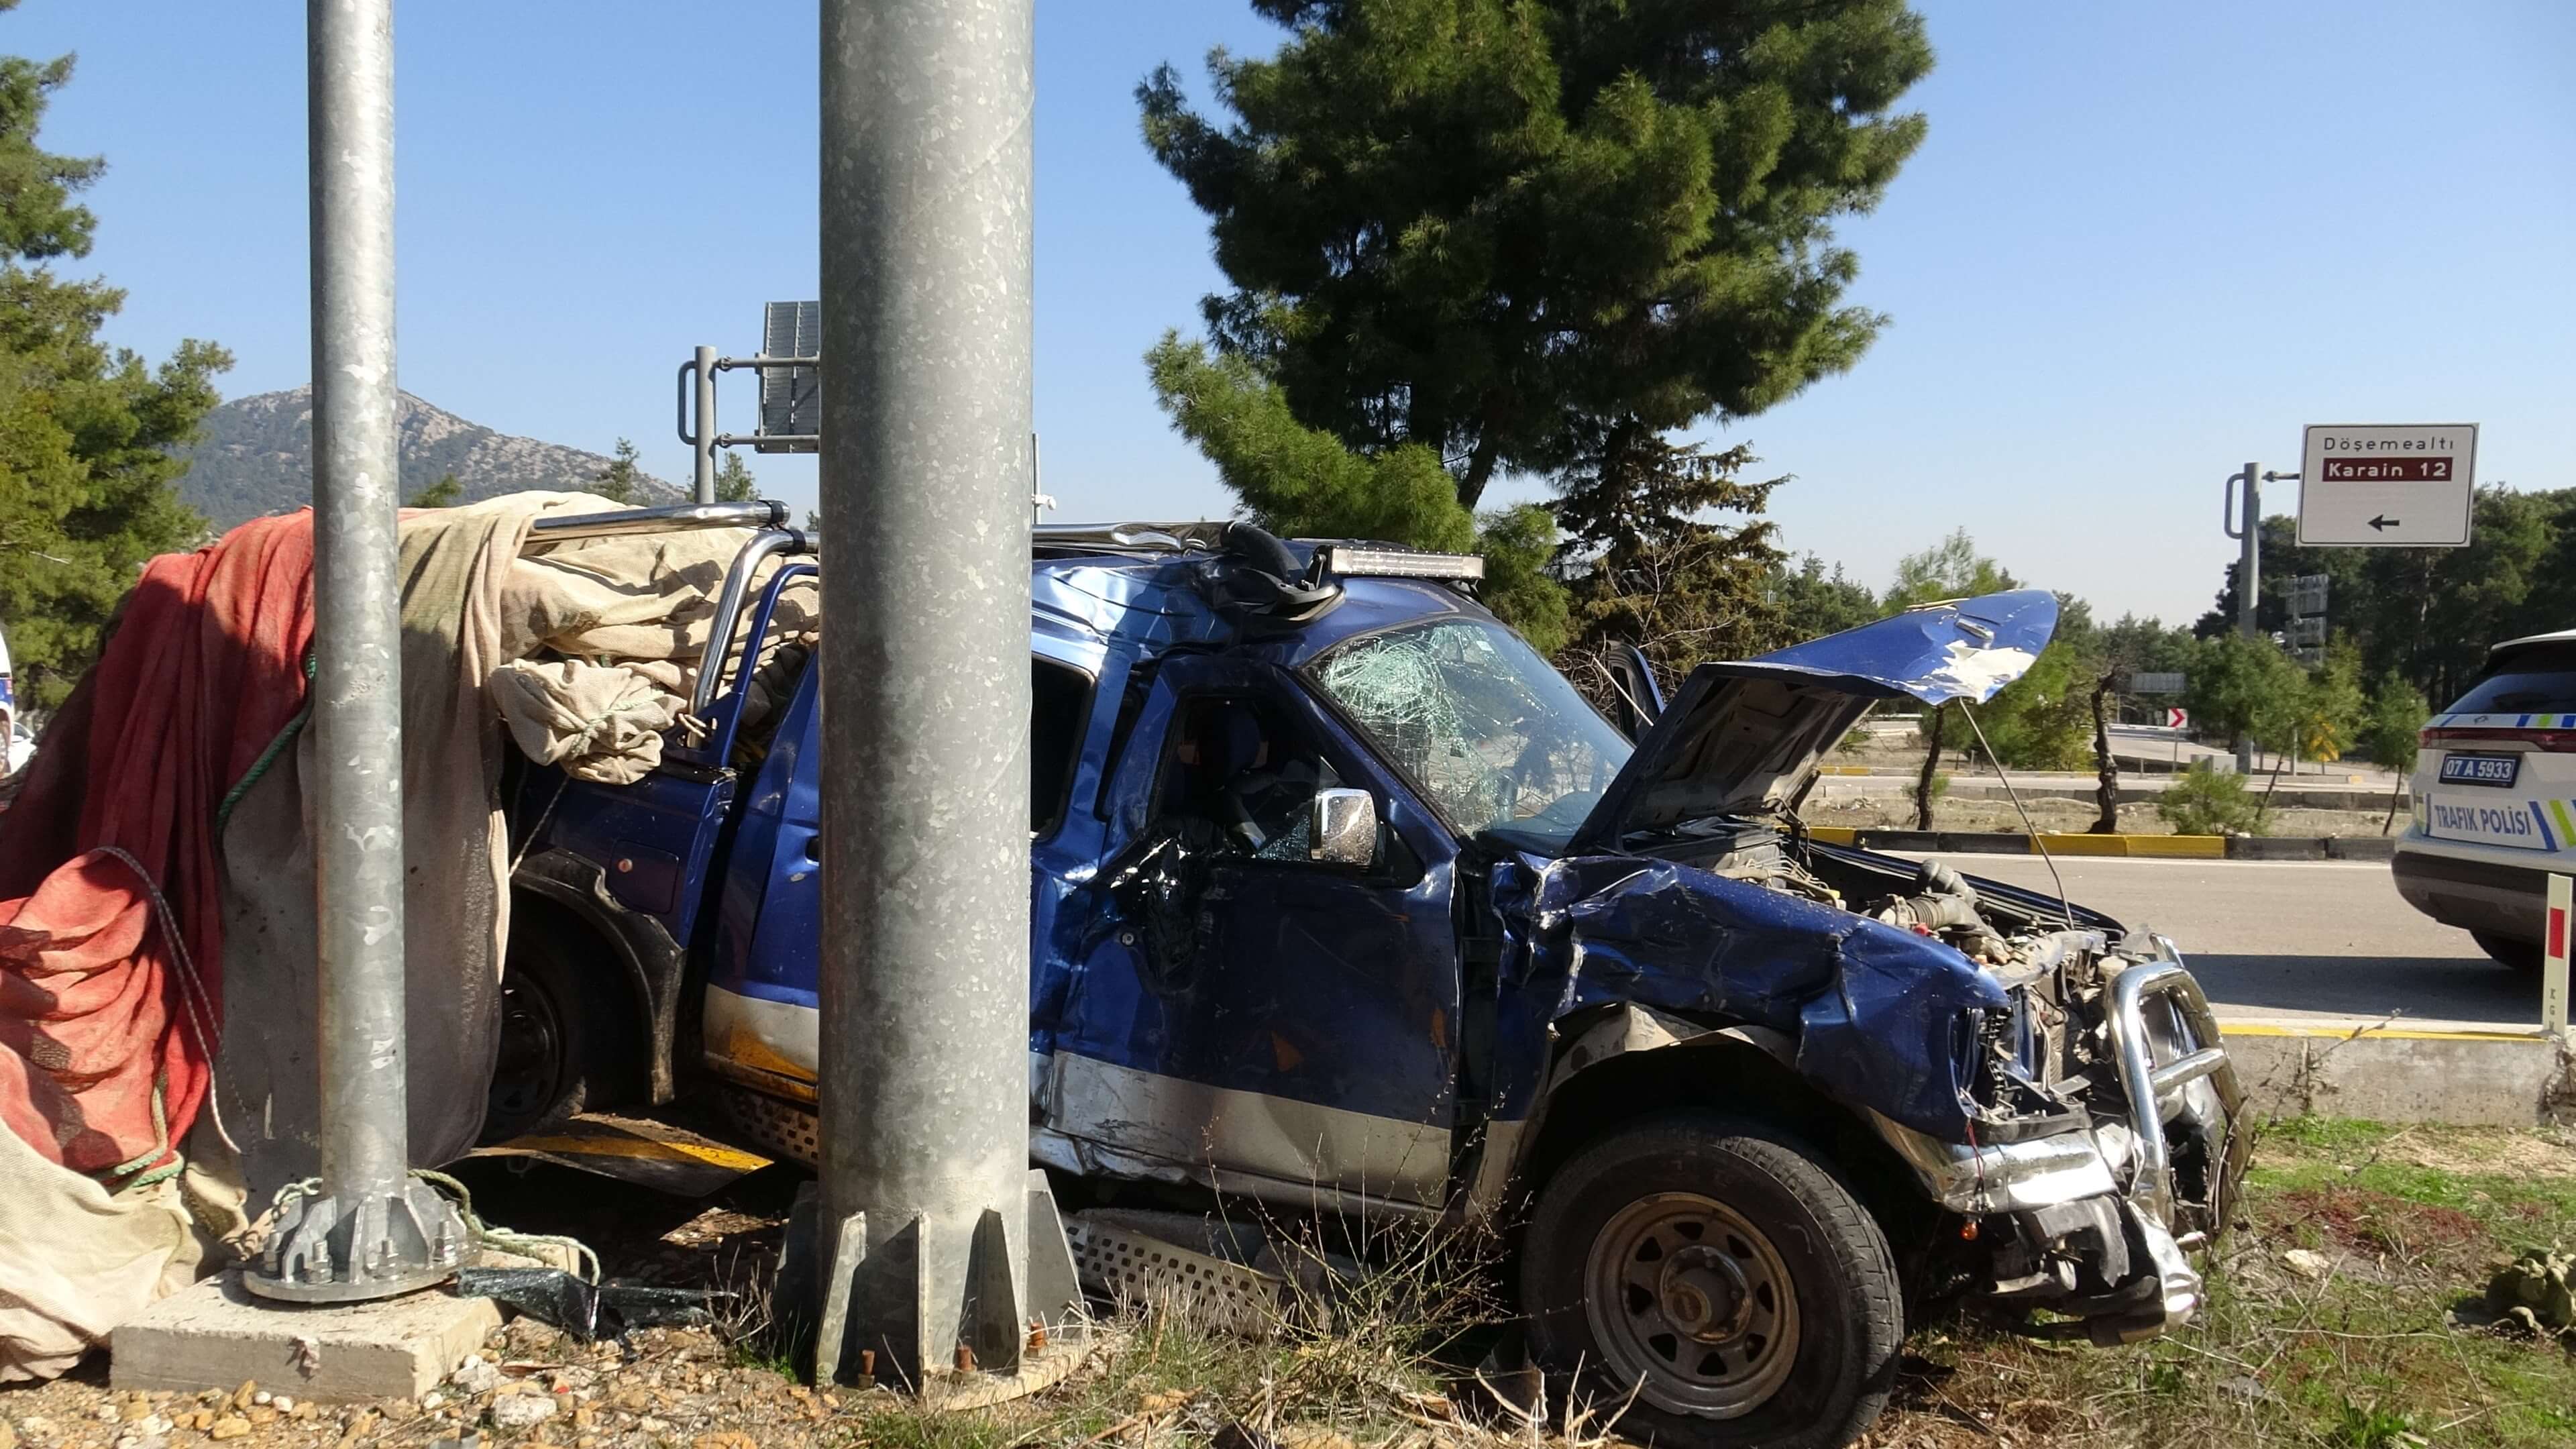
[0,1126,217,1383]
[211,492,814,1204]
[492,517,817,781]
[0,490,810,1379]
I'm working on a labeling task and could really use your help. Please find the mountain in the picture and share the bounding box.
[173,387,682,529]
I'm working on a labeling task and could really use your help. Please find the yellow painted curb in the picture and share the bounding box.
[2027,833,2228,859]
[2032,833,2132,857]
[2121,834,2227,859]
[1805,826,1859,844]
[1815,765,1876,776]
[2218,1022,2544,1044]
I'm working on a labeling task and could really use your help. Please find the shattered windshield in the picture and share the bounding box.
[1309,620,1632,849]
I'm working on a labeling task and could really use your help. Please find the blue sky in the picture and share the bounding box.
[13,1,2572,624]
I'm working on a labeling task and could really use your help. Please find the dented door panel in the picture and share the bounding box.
[1040,651,1465,1203]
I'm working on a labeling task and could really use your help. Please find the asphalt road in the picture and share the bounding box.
[1925,853,2538,1030]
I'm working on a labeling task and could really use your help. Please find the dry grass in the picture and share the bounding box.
[676,1124,2576,1449]
[1860,1119,2576,1448]
[722,1215,1640,1449]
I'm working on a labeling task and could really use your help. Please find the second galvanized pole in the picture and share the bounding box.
[694,344,719,502]
[811,0,1036,1382]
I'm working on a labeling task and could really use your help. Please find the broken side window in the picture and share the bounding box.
[1154,695,1339,861]
[1032,657,1093,837]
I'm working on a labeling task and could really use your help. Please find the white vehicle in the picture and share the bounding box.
[2393,628,2576,969]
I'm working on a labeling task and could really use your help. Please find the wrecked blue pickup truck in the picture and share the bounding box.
[494,515,2241,1448]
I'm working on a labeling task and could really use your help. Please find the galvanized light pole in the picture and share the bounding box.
[248,0,466,1303]
[808,0,1038,1383]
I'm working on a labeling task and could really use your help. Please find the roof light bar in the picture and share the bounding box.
[1325,545,1485,582]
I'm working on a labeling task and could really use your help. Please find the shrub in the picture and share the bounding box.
[2158,760,2263,836]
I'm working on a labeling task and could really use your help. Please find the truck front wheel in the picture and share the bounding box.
[1520,1112,1901,1449]
[480,928,636,1143]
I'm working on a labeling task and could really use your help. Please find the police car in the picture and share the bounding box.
[2394,628,2576,969]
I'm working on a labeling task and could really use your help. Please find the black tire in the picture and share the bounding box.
[2471,930,2542,973]
[479,930,636,1143]
[1520,1112,1901,1449]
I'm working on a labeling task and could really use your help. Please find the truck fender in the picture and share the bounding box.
[511,847,688,1104]
[1543,1003,1794,1097]
[1460,1006,1797,1225]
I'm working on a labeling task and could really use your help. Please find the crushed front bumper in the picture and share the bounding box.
[1872,937,2242,1344]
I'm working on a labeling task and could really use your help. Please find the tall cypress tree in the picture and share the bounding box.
[0,8,232,709]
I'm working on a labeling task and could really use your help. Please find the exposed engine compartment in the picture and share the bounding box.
[1642,818,2237,1254]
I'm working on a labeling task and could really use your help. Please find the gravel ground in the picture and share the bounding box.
[0,1318,863,1449]
[0,1160,828,1449]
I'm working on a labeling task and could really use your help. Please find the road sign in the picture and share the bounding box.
[2164,706,2189,730]
[2288,573,2329,617]
[2130,672,2187,695]
[2296,423,2477,547]
[2287,615,2328,648]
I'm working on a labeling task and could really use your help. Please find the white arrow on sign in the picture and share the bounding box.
[2296,423,2477,547]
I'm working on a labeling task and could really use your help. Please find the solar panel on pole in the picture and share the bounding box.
[759,301,822,453]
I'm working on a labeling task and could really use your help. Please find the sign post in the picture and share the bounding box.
[2547,875,2571,1041]
[2295,424,2478,547]
[2223,462,2262,773]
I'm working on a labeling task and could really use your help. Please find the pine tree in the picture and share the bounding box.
[1141,1,1930,653]
[1770,555,1880,639]
[1554,423,1785,701]
[0,13,232,709]
[1142,0,1931,511]
[405,472,463,508]
[712,451,757,504]
[1145,334,1566,653]
[592,437,643,504]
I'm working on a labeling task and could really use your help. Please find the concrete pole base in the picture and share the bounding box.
[111,1270,500,1402]
[778,1169,1083,1395]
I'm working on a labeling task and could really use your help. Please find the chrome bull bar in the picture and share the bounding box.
[2103,938,2245,1223]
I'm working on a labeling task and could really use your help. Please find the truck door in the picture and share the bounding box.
[1039,653,1462,1209]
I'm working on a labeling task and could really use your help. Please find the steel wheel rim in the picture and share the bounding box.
[1582,1191,1803,1419]
[488,979,565,1124]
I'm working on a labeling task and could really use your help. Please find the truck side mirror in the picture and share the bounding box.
[1309,788,1378,868]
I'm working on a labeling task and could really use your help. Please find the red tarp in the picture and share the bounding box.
[0,515,316,1177]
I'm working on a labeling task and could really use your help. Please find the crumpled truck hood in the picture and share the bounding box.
[1566,590,2060,853]
[1489,853,2012,1142]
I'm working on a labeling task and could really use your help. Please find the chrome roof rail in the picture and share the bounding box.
[1031,521,1234,555]
[523,500,790,545]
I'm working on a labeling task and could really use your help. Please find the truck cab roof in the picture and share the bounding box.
[1028,525,1499,669]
